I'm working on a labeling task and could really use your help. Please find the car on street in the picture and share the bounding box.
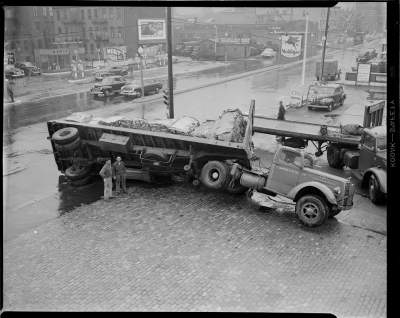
[120,80,163,98]
[90,76,127,97]
[4,65,25,79]
[108,66,129,76]
[14,61,41,76]
[94,70,115,81]
[260,48,276,58]
[356,49,377,63]
[305,83,346,112]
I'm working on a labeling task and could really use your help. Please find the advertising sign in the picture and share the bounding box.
[281,35,302,58]
[356,63,371,83]
[138,19,166,41]
[104,46,127,61]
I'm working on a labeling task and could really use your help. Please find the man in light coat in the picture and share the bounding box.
[99,159,113,200]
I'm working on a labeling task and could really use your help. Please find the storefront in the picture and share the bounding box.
[34,47,85,72]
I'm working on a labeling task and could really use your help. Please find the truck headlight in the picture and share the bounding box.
[333,187,341,195]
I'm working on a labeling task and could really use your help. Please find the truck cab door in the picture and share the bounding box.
[359,132,376,173]
[266,147,303,195]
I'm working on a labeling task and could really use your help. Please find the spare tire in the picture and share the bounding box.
[52,127,79,145]
[54,137,81,152]
[327,145,344,169]
[65,165,92,181]
[200,161,229,190]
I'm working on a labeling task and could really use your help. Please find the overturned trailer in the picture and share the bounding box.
[47,100,355,227]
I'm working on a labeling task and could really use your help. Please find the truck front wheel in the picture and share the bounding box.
[296,195,328,227]
[368,174,385,204]
[200,161,228,190]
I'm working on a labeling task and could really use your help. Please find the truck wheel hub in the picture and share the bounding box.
[210,170,219,180]
[302,203,318,218]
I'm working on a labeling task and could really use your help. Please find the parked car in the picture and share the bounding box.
[108,66,129,76]
[14,61,41,76]
[90,76,127,97]
[356,49,377,63]
[305,83,346,112]
[120,80,163,98]
[4,65,25,79]
[260,48,276,58]
[94,70,115,81]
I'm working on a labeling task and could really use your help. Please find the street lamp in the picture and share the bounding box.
[301,10,309,86]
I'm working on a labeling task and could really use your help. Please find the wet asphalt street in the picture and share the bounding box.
[3,40,386,241]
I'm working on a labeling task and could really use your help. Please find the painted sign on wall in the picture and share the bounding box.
[138,19,166,41]
[281,35,302,58]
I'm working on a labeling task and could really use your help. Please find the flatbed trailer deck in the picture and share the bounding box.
[252,115,361,145]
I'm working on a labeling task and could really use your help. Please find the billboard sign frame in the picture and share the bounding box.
[138,19,166,41]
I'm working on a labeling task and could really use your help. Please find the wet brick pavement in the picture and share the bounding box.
[3,182,386,315]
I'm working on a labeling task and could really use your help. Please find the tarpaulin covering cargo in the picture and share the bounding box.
[66,108,247,143]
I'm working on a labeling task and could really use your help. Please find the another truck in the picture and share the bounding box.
[47,100,355,227]
[252,101,386,204]
[315,60,340,81]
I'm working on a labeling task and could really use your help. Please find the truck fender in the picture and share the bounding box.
[288,181,337,205]
[363,168,387,194]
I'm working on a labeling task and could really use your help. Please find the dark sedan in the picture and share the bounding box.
[120,81,163,98]
[90,76,127,97]
[15,61,41,76]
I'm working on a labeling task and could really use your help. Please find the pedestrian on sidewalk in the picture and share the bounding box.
[99,159,113,200]
[7,79,15,103]
[277,99,286,121]
[113,156,127,194]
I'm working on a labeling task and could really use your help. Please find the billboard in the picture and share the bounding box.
[103,46,127,61]
[138,19,166,41]
[281,35,302,58]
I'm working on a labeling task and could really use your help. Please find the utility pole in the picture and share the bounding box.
[320,7,330,81]
[166,6,174,118]
[214,24,218,59]
[301,11,309,85]
[137,45,145,119]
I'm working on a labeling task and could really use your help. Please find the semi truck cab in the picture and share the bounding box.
[344,126,387,204]
[231,145,355,227]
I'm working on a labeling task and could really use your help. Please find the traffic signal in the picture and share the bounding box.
[163,89,169,107]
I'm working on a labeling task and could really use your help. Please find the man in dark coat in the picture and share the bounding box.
[277,100,286,120]
[113,156,127,194]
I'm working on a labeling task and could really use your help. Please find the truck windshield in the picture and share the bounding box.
[376,137,386,151]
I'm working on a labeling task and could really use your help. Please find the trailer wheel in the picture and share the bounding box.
[65,165,92,181]
[368,174,385,205]
[52,127,79,145]
[200,161,229,190]
[54,137,81,152]
[296,194,328,227]
[327,145,344,169]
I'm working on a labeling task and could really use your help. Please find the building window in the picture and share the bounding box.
[110,26,115,38]
[94,9,98,18]
[109,7,114,16]
[63,9,67,19]
[102,8,106,17]
[42,7,47,16]
[88,8,91,19]
[33,7,38,17]
[56,9,60,20]
[49,7,53,16]
[81,9,84,20]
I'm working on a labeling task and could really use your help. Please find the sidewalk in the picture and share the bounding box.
[3,60,228,105]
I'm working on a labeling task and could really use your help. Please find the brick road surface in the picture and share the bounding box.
[3,182,386,315]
